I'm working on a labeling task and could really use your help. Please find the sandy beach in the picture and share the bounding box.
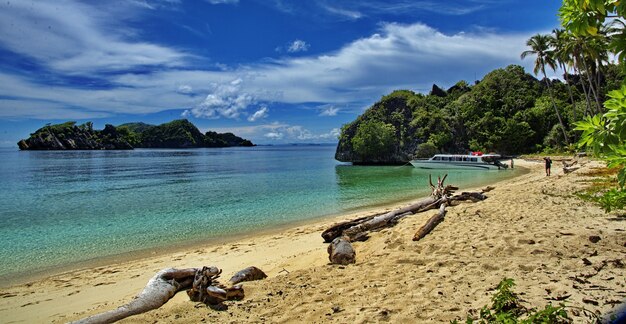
[1,159,624,323]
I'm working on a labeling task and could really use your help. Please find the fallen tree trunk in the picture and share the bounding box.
[413,201,448,241]
[328,236,356,265]
[321,215,376,243]
[342,197,439,241]
[73,265,265,324]
[72,267,197,324]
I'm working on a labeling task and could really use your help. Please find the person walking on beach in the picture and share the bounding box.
[543,157,552,176]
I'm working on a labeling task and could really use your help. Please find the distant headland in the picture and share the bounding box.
[17,119,254,150]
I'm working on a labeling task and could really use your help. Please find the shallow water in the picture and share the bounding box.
[0,145,521,278]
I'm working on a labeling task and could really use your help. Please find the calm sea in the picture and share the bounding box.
[0,145,522,280]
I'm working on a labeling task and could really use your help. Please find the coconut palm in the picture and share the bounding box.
[551,28,578,120]
[521,33,570,144]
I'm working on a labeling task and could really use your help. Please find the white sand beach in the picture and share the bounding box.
[0,159,624,323]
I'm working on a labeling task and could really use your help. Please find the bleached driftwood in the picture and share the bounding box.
[323,175,454,244]
[73,265,265,324]
[563,160,580,174]
[72,267,197,324]
[324,175,457,265]
[413,201,448,241]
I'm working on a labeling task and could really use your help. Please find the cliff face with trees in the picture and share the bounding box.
[336,63,623,164]
[17,122,133,150]
[18,119,253,150]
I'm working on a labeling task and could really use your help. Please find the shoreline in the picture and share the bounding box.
[3,159,624,323]
[0,199,423,289]
[0,165,526,289]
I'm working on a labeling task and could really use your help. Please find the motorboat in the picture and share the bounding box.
[410,153,508,170]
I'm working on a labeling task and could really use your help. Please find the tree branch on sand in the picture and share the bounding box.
[323,174,490,264]
[71,266,266,324]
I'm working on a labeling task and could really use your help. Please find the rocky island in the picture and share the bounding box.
[17,119,254,150]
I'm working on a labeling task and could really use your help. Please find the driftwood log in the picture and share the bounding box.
[229,266,268,285]
[562,160,580,174]
[413,201,448,241]
[322,175,454,245]
[73,265,265,324]
[324,175,466,264]
[328,236,356,265]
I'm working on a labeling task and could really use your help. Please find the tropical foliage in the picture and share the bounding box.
[559,0,626,212]
[336,62,623,164]
[351,119,397,160]
[119,119,254,148]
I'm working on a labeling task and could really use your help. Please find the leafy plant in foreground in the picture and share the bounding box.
[576,86,626,212]
[452,278,571,324]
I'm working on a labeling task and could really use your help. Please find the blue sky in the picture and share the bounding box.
[0,0,563,146]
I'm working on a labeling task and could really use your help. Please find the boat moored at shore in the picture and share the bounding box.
[410,153,509,170]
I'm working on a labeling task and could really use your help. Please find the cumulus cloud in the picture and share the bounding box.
[287,40,310,53]
[319,106,339,116]
[320,128,341,139]
[182,78,256,119]
[248,106,269,122]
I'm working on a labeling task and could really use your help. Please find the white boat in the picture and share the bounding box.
[410,153,508,170]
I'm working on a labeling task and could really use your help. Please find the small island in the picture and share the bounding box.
[17,119,254,150]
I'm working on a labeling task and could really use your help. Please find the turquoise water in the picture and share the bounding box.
[0,146,521,279]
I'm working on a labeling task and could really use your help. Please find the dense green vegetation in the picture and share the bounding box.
[18,119,253,150]
[560,0,626,212]
[118,119,253,148]
[335,62,624,164]
[351,120,397,160]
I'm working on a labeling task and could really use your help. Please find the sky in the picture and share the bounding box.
[0,0,564,146]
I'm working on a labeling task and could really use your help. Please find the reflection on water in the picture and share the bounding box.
[334,164,525,211]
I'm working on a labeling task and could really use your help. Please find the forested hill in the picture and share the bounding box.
[17,119,254,150]
[336,64,623,164]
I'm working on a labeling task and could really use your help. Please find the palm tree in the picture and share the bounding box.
[521,34,570,144]
[551,29,577,121]
[560,33,596,116]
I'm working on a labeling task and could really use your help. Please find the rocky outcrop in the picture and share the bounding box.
[18,119,254,150]
[127,119,254,148]
[18,122,132,150]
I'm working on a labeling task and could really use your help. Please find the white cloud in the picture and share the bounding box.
[287,40,310,53]
[177,85,194,94]
[264,132,283,140]
[320,5,363,20]
[209,122,339,143]
[248,106,269,122]
[0,4,545,121]
[0,1,187,75]
[319,106,339,116]
[319,128,341,139]
[182,78,256,119]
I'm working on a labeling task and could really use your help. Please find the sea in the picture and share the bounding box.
[0,145,523,282]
